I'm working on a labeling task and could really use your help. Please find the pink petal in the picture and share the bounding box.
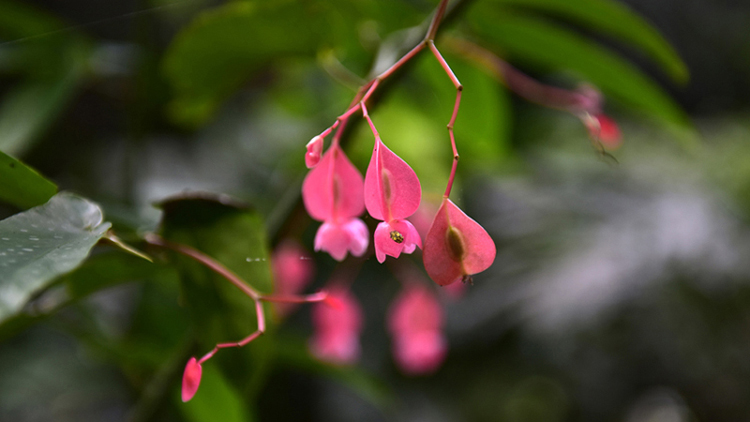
[302,144,365,222]
[364,140,421,221]
[181,357,202,402]
[310,287,363,365]
[388,284,443,336]
[423,199,496,286]
[373,219,421,263]
[272,240,315,316]
[305,135,324,168]
[314,218,369,261]
[392,331,447,375]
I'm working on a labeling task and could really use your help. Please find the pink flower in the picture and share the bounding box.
[309,286,363,365]
[302,144,368,261]
[364,138,422,262]
[181,357,203,402]
[388,284,447,375]
[583,113,622,150]
[272,240,315,317]
[423,198,496,286]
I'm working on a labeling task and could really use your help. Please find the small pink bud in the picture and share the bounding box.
[305,135,324,168]
[388,285,447,375]
[584,113,622,150]
[309,287,363,365]
[181,357,203,402]
[272,240,315,316]
[423,199,496,286]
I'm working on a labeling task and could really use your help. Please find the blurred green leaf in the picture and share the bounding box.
[0,150,57,209]
[0,192,111,323]
[487,0,688,83]
[469,10,690,129]
[163,2,321,126]
[0,0,63,40]
[180,363,254,422]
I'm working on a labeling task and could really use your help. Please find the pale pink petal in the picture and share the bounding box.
[392,331,447,375]
[272,240,315,316]
[181,357,202,402]
[423,199,496,286]
[388,284,443,335]
[310,287,363,365]
[305,135,324,168]
[314,219,369,261]
[364,140,421,221]
[302,144,365,222]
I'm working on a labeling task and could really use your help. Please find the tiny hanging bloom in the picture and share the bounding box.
[388,284,447,375]
[423,198,496,286]
[584,113,622,149]
[181,357,203,402]
[302,144,368,261]
[364,138,422,262]
[272,240,315,317]
[309,286,363,365]
[305,135,324,168]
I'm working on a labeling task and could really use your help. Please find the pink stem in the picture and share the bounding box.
[425,0,450,42]
[428,42,463,199]
[260,291,328,304]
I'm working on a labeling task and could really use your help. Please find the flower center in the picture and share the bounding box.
[445,227,465,261]
[390,230,405,243]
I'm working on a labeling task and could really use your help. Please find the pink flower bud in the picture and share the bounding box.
[305,135,324,168]
[423,198,496,286]
[388,285,447,375]
[309,287,363,365]
[181,357,203,402]
[584,113,622,150]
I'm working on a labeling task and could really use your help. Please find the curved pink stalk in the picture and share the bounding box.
[364,138,422,262]
[181,357,203,402]
[423,198,496,286]
[309,286,363,365]
[388,284,447,375]
[302,144,368,261]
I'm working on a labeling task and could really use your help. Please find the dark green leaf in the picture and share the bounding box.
[0,150,57,209]
[0,193,111,322]
[469,10,690,129]
[486,0,688,83]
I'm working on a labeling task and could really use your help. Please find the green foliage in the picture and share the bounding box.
[468,8,690,129]
[0,192,110,323]
[0,150,57,209]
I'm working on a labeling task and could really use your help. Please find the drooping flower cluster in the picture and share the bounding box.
[309,286,363,364]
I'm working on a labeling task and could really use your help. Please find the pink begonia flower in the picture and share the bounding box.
[364,138,422,262]
[305,135,323,168]
[181,357,202,402]
[302,144,368,261]
[388,284,447,375]
[309,286,363,365]
[423,198,496,286]
[272,240,315,317]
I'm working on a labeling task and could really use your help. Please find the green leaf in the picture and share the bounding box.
[0,150,57,209]
[163,2,321,126]
[486,0,688,83]
[469,10,690,129]
[0,193,111,323]
[180,364,254,422]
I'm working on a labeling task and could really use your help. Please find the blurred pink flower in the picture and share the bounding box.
[388,284,447,375]
[364,138,422,262]
[309,286,363,365]
[181,357,202,402]
[584,113,622,150]
[272,240,315,317]
[302,144,368,261]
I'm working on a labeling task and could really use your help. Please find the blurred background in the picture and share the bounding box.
[1,0,750,421]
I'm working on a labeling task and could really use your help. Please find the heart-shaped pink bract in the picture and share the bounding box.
[423,198,496,286]
[364,140,421,221]
[181,357,203,402]
[388,284,447,375]
[302,144,368,261]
